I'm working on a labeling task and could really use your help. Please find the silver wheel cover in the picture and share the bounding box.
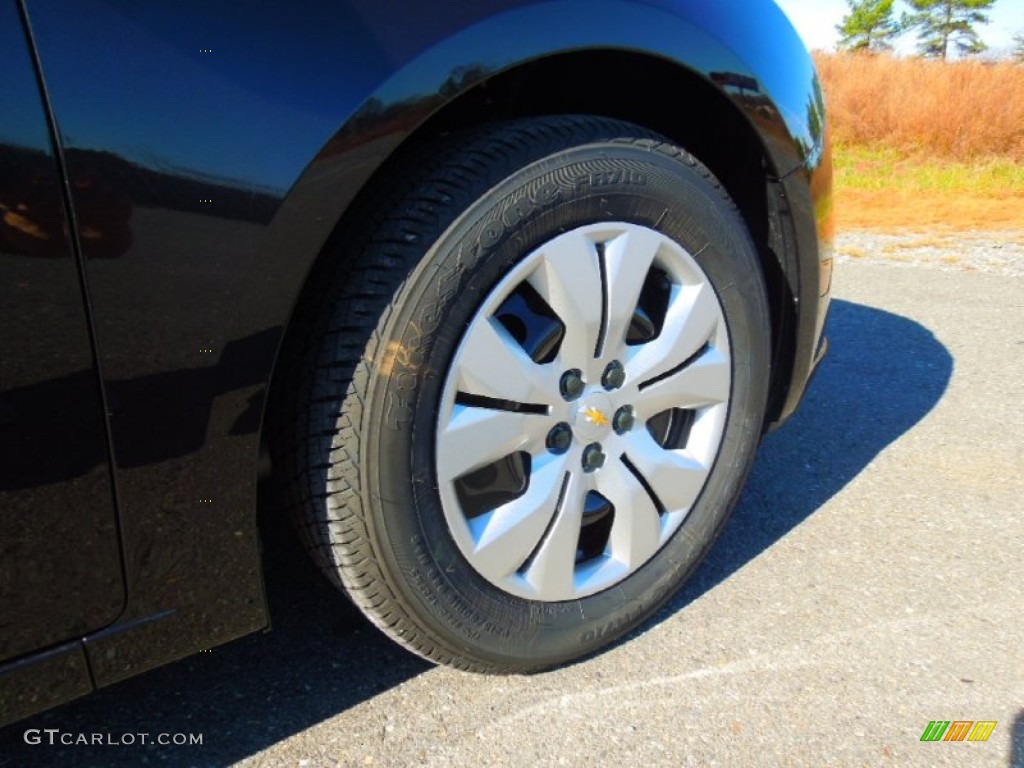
[436,223,731,601]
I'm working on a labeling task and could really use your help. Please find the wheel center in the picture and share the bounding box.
[573,392,614,441]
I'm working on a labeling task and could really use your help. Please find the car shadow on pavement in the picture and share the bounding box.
[657,297,953,618]
[1011,710,1024,768]
[0,298,953,767]
[0,478,431,767]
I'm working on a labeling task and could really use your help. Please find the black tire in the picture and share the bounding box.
[271,115,770,671]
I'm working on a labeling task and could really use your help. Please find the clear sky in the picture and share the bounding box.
[774,0,1024,56]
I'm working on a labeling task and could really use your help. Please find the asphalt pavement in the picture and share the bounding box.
[2,238,1021,767]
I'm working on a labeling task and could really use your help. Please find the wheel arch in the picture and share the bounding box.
[264,2,821,446]
[388,50,800,425]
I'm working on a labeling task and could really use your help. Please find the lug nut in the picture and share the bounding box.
[560,369,585,401]
[602,360,625,390]
[546,422,573,454]
[613,405,635,435]
[581,443,606,473]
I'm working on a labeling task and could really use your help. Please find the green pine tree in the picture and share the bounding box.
[903,0,997,60]
[1013,31,1024,62]
[836,0,901,53]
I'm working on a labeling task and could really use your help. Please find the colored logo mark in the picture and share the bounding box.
[583,406,609,427]
[920,720,997,742]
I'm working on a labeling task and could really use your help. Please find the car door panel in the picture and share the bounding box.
[0,1,124,663]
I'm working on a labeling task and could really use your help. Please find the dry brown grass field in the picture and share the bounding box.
[814,52,1024,231]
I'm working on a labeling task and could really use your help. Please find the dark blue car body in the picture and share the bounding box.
[0,0,831,725]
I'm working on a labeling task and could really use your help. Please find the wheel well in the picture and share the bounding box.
[456,50,794,425]
[283,50,796,430]
[427,51,773,237]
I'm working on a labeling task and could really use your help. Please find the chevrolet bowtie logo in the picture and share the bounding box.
[583,406,609,427]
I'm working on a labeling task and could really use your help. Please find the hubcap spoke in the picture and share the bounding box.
[625,282,722,388]
[528,230,604,371]
[596,459,662,569]
[602,227,662,358]
[468,454,568,583]
[455,317,558,405]
[437,405,547,481]
[521,469,588,599]
[624,429,709,515]
[633,346,730,418]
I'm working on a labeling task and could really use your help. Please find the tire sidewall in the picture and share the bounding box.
[363,143,769,667]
